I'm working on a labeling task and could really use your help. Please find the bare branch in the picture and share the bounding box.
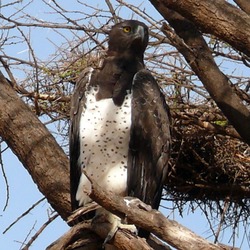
[0,72,71,220]
[151,5,250,144]
[3,198,46,234]
[150,0,250,57]
[22,213,58,250]
[0,143,9,211]
[86,174,238,250]
[233,0,250,15]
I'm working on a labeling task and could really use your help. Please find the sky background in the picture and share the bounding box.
[0,0,249,249]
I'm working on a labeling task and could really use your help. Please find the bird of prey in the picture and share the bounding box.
[70,20,171,241]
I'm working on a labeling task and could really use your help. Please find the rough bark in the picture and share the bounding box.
[46,221,103,250]
[150,0,250,57]
[47,220,167,250]
[85,177,237,250]
[149,1,250,145]
[47,177,238,250]
[233,0,250,15]
[0,72,71,220]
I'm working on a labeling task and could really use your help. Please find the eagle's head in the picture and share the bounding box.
[108,20,149,59]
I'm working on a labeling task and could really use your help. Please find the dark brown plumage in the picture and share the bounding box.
[70,20,171,239]
[92,20,148,106]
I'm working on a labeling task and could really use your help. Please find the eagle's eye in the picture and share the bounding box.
[123,26,131,33]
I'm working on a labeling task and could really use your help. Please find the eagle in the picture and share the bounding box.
[70,20,171,242]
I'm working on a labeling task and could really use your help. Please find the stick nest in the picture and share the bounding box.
[166,105,250,203]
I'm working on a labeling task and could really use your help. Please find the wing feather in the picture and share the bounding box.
[128,69,171,210]
[69,67,93,211]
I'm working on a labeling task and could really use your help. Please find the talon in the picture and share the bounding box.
[103,230,116,248]
[118,223,138,235]
[102,213,137,247]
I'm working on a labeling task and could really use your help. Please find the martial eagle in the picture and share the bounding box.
[70,20,171,240]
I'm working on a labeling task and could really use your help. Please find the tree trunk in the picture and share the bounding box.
[233,0,250,15]
[151,0,250,57]
[149,1,250,145]
[0,72,71,220]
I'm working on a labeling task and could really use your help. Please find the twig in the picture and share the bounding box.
[214,197,230,244]
[105,0,118,24]
[22,213,59,250]
[3,198,46,234]
[0,143,9,211]
[67,202,100,226]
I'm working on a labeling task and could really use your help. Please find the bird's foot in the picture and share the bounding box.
[103,214,137,247]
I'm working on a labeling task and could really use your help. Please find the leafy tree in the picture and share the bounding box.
[0,1,249,249]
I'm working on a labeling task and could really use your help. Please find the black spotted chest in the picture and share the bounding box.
[76,86,132,205]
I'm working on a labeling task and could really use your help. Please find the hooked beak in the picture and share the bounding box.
[134,25,145,42]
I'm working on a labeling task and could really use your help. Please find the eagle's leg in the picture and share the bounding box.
[103,213,137,246]
[94,209,137,247]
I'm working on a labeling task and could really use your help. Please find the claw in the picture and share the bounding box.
[103,216,119,247]
[101,212,137,247]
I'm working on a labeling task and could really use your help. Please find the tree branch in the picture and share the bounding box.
[46,221,102,250]
[0,72,71,220]
[87,176,236,250]
[233,0,250,15]
[47,220,157,250]
[148,3,250,145]
[150,0,250,57]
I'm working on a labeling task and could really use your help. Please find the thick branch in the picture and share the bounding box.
[46,221,102,250]
[150,0,250,57]
[233,0,250,15]
[47,220,157,250]
[88,177,234,250]
[0,72,71,219]
[149,4,250,145]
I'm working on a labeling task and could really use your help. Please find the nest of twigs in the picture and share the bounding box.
[166,105,250,203]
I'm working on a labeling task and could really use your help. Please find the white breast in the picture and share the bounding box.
[76,86,132,206]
